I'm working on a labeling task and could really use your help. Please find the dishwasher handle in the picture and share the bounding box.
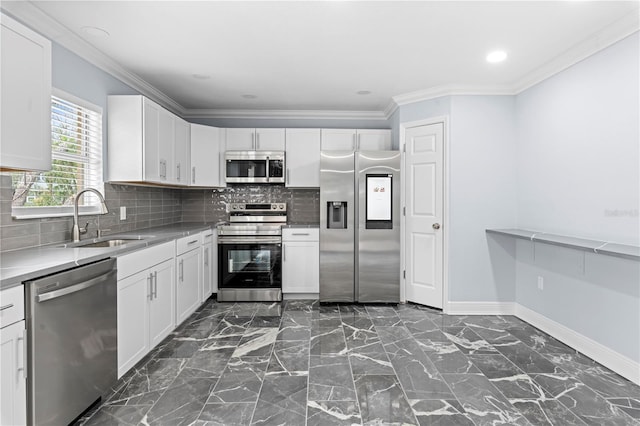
[36,270,117,303]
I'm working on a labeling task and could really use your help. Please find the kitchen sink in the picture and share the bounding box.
[75,238,141,248]
[58,235,154,248]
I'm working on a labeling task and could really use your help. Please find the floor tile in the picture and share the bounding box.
[79,298,640,426]
[354,375,417,425]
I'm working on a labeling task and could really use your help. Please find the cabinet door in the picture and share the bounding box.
[190,124,221,187]
[225,128,255,150]
[201,243,212,302]
[0,320,27,426]
[143,99,162,182]
[1,15,52,172]
[255,128,285,151]
[282,241,319,293]
[285,129,320,187]
[174,117,190,185]
[357,129,392,151]
[149,259,175,348]
[176,249,202,325]
[117,270,150,378]
[158,108,175,182]
[321,129,356,151]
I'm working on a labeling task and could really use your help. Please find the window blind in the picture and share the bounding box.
[11,93,104,211]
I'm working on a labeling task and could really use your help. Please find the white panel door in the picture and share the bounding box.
[190,124,221,186]
[285,128,320,187]
[282,241,319,293]
[255,128,285,150]
[176,249,202,325]
[225,128,255,150]
[117,270,150,377]
[149,259,175,348]
[321,129,357,151]
[173,117,189,185]
[405,122,444,308]
[143,99,161,182]
[0,320,26,426]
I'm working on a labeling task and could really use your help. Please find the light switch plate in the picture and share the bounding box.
[120,206,126,220]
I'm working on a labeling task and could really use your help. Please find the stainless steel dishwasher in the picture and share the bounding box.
[25,258,117,426]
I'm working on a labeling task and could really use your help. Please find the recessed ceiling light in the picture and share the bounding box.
[81,26,110,38]
[356,90,372,95]
[242,94,257,99]
[192,74,211,80]
[486,50,508,63]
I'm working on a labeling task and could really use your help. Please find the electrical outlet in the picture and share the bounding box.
[537,276,544,290]
[120,206,126,221]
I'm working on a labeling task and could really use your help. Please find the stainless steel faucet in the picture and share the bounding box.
[72,188,109,242]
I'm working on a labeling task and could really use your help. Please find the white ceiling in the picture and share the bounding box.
[5,1,639,118]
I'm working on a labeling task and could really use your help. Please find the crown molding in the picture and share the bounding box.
[392,84,516,107]
[182,108,389,121]
[0,1,187,117]
[511,9,640,93]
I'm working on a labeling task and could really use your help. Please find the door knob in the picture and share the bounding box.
[432,223,441,230]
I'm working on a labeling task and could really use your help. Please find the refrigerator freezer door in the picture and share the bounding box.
[357,151,401,303]
[320,151,355,302]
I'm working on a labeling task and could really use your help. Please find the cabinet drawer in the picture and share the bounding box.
[0,285,24,328]
[201,229,215,245]
[176,234,202,255]
[282,228,319,242]
[118,241,174,280]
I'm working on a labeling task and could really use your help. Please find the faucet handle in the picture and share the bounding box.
[79,222,90,235]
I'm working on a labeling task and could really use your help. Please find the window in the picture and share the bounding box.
[11,90,103,218]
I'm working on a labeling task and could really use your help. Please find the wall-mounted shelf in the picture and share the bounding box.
[486,229,639,261]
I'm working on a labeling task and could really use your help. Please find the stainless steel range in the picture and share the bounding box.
[217,202,286,302]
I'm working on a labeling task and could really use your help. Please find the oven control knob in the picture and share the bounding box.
[232,204,238,210]
[272,205,276,210]
[279,205,284,209]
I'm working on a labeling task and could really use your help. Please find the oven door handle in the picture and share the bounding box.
[218,237,282,244]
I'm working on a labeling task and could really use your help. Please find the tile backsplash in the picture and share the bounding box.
[0,175,319,252]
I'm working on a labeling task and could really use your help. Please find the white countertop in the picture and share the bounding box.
[0,223,215,290]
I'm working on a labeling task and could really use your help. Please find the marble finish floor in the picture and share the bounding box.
[78,299,640,425]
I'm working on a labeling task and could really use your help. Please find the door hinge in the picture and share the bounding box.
[403,270,406,279]
[403,206,406,216]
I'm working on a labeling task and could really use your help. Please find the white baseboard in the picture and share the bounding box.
[515,304,640,385]
[445,300,639,385]
[446,301,516,315]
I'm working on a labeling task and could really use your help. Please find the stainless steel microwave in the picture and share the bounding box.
[225,151,285,183]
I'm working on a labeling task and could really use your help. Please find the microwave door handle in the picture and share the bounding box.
[266,157,270,183]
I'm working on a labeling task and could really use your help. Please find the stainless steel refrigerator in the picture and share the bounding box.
[320,150,401,303]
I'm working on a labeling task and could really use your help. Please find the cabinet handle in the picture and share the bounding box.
[283,243,286,262]
[352,133,356,151]
[192,166,196,184]
[292,232,310,236]
[204,247,209,266]
[0,303,14,311]
[153,271,158,299]
[179,259,184,282]
[252,133,255,150]
[204,233,213,238]
[148,273,153,300]
[256,133,260,150]
[357,133,361,150]
[177,163,181,181]
[187,239,198,245]
[286,168,289,185]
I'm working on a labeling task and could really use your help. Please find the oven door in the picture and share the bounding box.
[218,237,282,289]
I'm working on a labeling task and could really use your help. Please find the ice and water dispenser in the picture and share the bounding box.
[327,201,347,229]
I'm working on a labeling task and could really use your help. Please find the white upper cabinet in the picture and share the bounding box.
[320,129,392,151]
[174,116,190,185]
[190,124,222,187]
[108,95,186,186]
[0,14,52,172]
[320,129,356,151]
[225,128,285,151]
[285,129,320,187]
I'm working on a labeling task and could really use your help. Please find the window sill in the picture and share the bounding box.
[11,206,103,220]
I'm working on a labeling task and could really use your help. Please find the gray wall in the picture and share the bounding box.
[513,32,640,363]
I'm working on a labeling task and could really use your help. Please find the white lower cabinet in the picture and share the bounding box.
[0,320,27,426]
[176,235,202,325]
[117,241,175,378]
[282,228,319,294]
